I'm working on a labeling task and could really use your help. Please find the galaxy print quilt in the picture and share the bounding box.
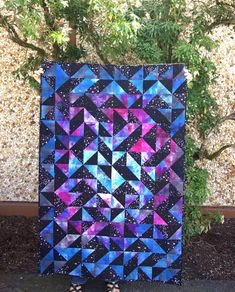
[39,62,187,285]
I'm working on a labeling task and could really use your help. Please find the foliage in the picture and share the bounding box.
[132,0,221,136]
[184,137,212,241]
[1,0,233,241]
[131,0,231,242]
[1,0,140,89]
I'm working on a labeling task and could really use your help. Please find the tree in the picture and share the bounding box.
[1,0,234,241]
[131,0,234,240]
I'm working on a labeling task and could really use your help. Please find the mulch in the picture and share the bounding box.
[0,216,234,280]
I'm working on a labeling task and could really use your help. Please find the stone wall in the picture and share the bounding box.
[0,25,234,205]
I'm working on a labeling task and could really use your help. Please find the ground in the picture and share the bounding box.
[0,274,235,292]
[0,217,234,291]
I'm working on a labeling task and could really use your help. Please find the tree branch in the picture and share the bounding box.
[219,112,235,123]
[207,19,235,31]
[197,111,235,160]
[79,19,110,64]
[41,0,56,29]
[86,28,110,63]
[199,143,235,160]
[69,23,77,46]
[204,2,235,31]
[0,13,46,56]
[204,112,235,139]
[40,0,60,58]
[215,1,235,9]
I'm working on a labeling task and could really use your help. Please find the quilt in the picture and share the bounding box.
[39,62,187,285]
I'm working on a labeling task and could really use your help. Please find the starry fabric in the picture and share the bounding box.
[39,62,187,285]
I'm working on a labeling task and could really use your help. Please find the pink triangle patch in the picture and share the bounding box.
[56,191,79,206]
[114,109,128,122]
[129,109,144,122]
[154,212,168,225]
[130,138,155,153]
[142,123,155,136]
[101,108,114,121]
